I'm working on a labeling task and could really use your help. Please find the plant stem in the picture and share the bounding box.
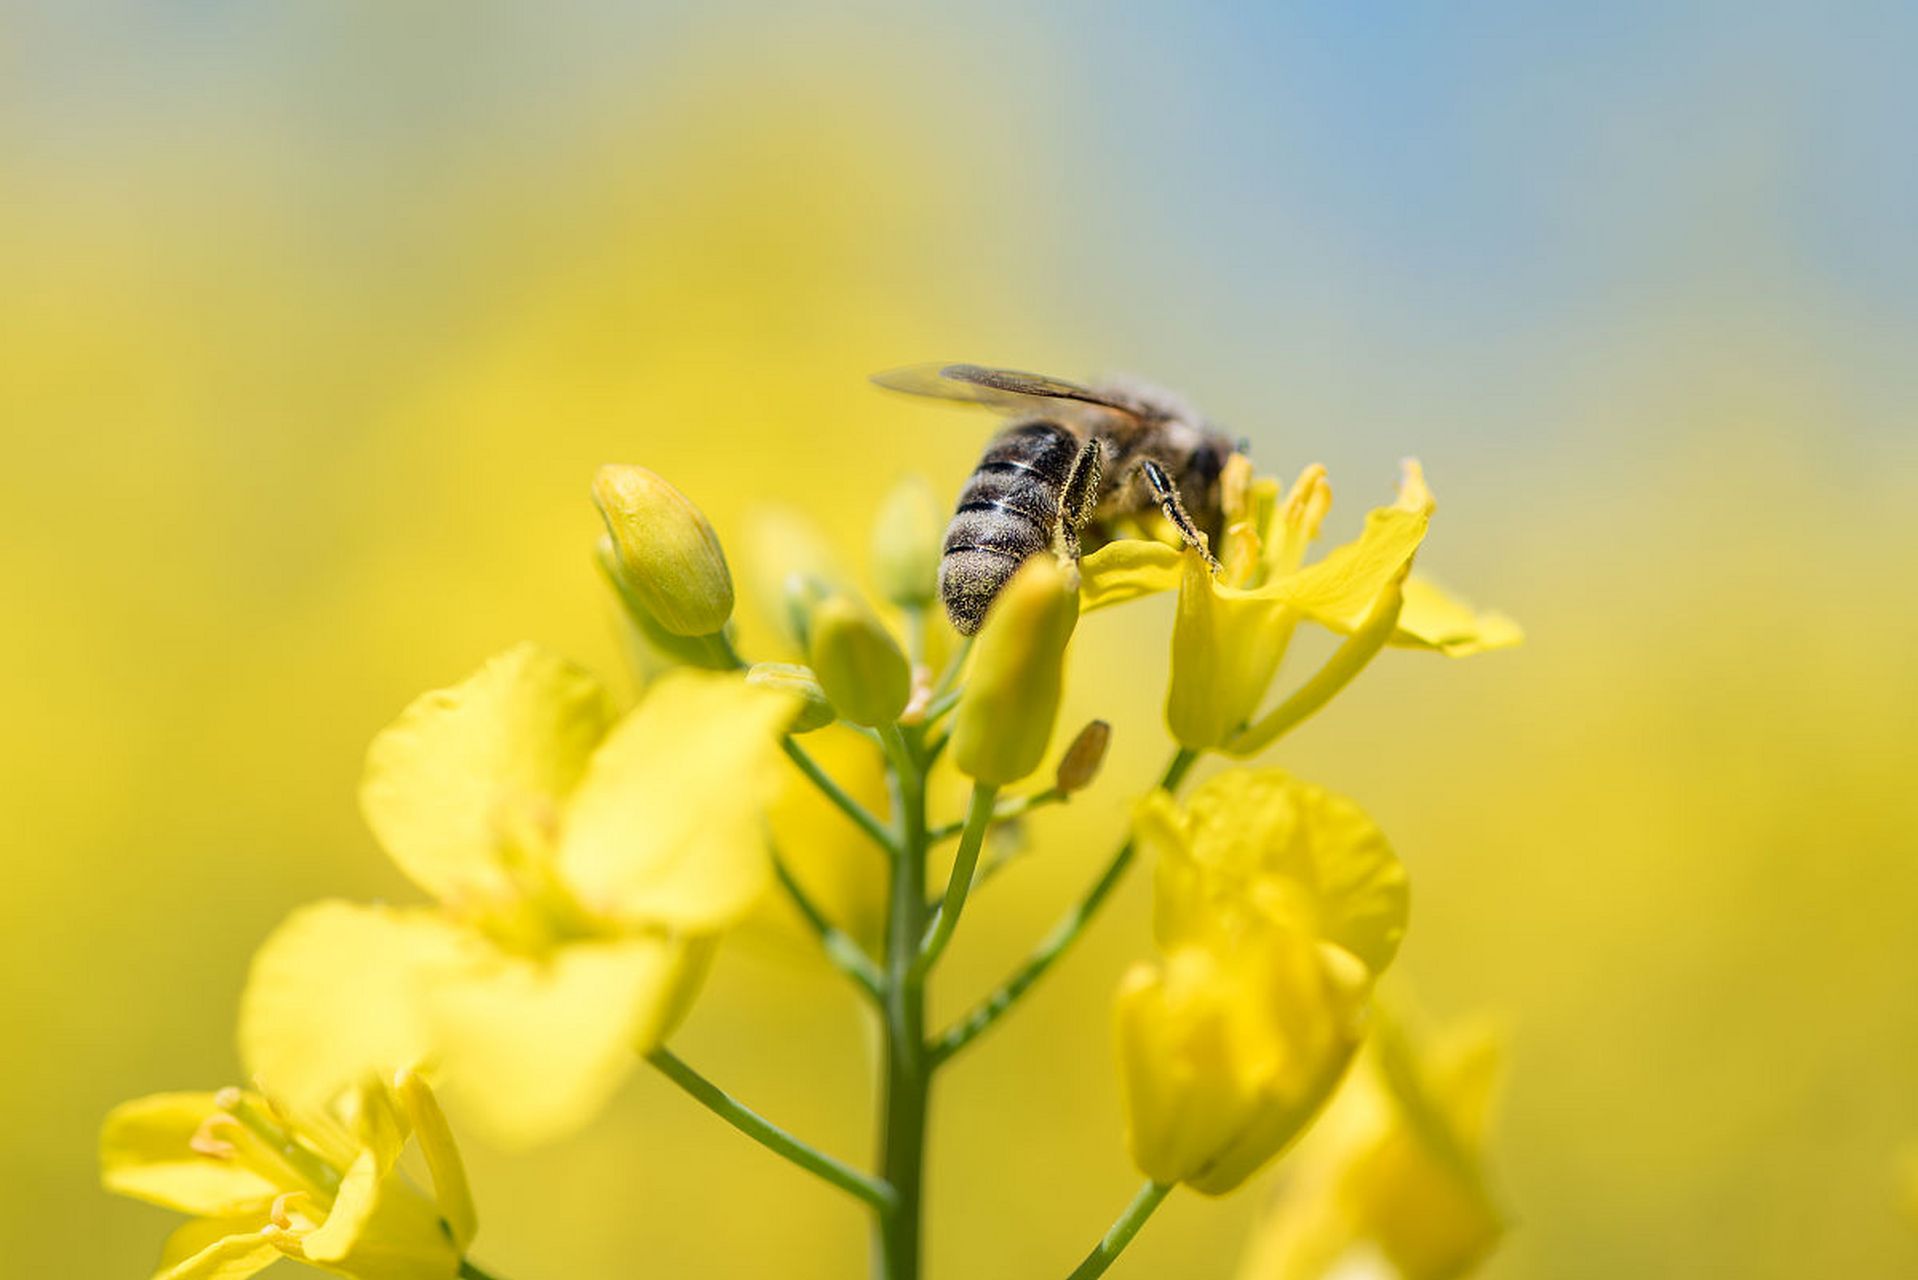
[646,1047,894,1211]
[927,786,1063,843]
[914,782,999,976]
[782,736,898,856]
[458,1261,507,1280]
[875,723,932,1280]
[930,748,1198,1064]
[771,844,885,1001]
[1063,1181,1173,1280]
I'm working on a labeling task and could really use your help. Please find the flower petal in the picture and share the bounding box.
[152,1216,282,1280]
[361,644,616,907]
[1148,769,1409,977]
[1390,577,1524,656]
[1079,539,1184,611]
[101,1095,280,1217]
[1116,932,1364,1196]
[1167,552,1293,751]
[298,1146,459,1279]
[558,671,792,931]
[239,901,484,1119]
[1269,501,1429,634]
[424,934,699,1147]
[395,1070,478,1252]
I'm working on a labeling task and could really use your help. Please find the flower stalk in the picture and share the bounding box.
[1064,1180,1174,1280]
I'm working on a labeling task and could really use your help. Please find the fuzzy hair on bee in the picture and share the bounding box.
[871,363,1241,635]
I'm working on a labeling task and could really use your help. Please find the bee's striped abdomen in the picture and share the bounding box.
[939,421,1078,635]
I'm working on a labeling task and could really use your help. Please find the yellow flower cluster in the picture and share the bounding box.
[100,434,1518,1280]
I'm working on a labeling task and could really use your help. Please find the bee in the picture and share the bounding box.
[872,362,1241,635]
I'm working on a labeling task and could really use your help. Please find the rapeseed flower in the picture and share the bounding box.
[1138,768,1409,976]
[1237,1014,1505,1280]
[241,644,794,1146]
[1115,926,1368,1196]
[1079,459,1518,752]
[101,1071,476,1280]
[1115,767,1411,1195]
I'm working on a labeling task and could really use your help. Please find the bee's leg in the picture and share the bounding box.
[1141,458,1221,572]
[1055,438,1104,562]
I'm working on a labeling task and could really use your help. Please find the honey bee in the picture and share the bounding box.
[872,362,1242,635]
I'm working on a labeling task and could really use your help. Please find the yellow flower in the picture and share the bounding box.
[1115,927,1369,1196]
[1237,1013,1505,1280]
[1137,768,1409,976]
[1078,460,1518,752]
[240,644,795,1146]
[102,1072,476,1280]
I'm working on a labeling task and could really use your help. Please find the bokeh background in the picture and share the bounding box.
[5,2,1916,1276]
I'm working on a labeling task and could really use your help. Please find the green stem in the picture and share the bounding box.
[646,1048,894,1211]
[927,787,1063,843]
[1063,1181,1173,1280]
[914,783,999,976]
[930,748,1198,1064]
[917,685,964,727]
[771,844,885,1001]
[875,723,931,1280]
[458,1261,507,1280]
[701,629,748,670]
[782,737,898,857]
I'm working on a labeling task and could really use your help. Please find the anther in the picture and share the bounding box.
[188,1114,241,1161]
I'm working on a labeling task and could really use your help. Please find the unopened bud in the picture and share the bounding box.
[808,595,911,727]
[870,474,942,609]
[747,663,837,733]
[951,556,1079,785]
[1054,719,1111,794]
[597,537,732,672]
[592,464,735,637]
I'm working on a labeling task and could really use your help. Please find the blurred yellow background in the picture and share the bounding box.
[5,4,1916,1276]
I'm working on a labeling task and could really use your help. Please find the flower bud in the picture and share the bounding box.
[597,537,733,672]
[1053,719,1111,795]
[746,662,837,733]
[951,555,1079,785]
[869,474,942,609]
[807,595,911,727]
[593,464,735,637]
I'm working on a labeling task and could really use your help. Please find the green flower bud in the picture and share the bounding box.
[597,536,733,672]
[1054,719,1112,795]
[746,662,837,733]
[870,474,942,609]
[592,464,735,637]
[951,556,1080,785]
[807,595,911,727]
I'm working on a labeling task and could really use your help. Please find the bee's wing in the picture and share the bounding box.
[871,363,1147,424]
